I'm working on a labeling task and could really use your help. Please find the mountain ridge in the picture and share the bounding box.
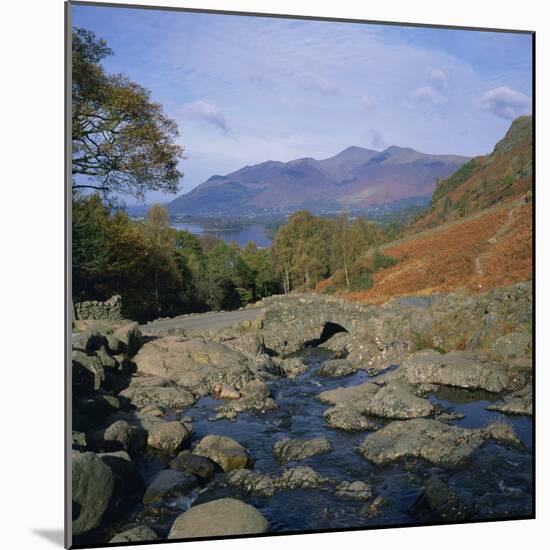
[168,145,470,215]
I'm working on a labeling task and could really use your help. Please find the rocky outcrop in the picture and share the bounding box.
[273,437,333,463]
[168,498,269,539]
[194,435,251,472]
[358,418,521,468]
[395,349,522,393]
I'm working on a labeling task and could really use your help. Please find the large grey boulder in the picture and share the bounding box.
[169,451,217,480]
[102,420,133,452]
[273,437,333,463]
[194,435,251,472]
[362,381,435,419]
[134,336,252,395]
[147,420,193,454]
[168,498,269,539]
[72,351,105,393]
[398,349,521,393]
[110,525,158,543]
[111,322,142,355]
[143,469,198,506]
[72,451,114,536]
[318,359,357,378]
[278,466,330,490]
[358,418,521,468]
[119,375,196,410]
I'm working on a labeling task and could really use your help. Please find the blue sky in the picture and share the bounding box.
[72,4,533,203]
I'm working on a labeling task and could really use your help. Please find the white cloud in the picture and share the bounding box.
[412,85,447,104]
[480,86,532,120]
[182,100,230,134]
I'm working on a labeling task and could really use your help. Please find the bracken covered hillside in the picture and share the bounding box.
[325,115,533,304]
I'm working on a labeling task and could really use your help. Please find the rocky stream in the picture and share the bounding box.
[71,283,533,545]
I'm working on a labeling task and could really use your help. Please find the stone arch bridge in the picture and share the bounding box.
[256,293,371,356]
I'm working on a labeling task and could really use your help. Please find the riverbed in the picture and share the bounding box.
[94,347,533,542]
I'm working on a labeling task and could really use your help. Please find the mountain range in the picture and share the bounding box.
[168,145,470,215]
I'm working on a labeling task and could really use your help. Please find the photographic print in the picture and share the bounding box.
[67,2,534,547]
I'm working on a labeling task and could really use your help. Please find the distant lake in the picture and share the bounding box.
[170,221,273,248]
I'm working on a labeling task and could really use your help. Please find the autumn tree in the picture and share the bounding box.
[272,211,332,292]
[72,27,184,204]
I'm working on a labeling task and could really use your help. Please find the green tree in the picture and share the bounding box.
[72,27,184,203]
[242,242,280,298]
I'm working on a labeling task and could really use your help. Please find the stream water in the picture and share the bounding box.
[98,347,533,541]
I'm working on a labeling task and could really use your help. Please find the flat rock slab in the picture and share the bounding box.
[226,466,344,496]
[168,498,269,539]
[318,380,434,420]
[323,406,380,432]
[194,435,251,472]
[273,437,333,463]
[399,349,520,393]
[358,418,521,468]
[119,376,196,410]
